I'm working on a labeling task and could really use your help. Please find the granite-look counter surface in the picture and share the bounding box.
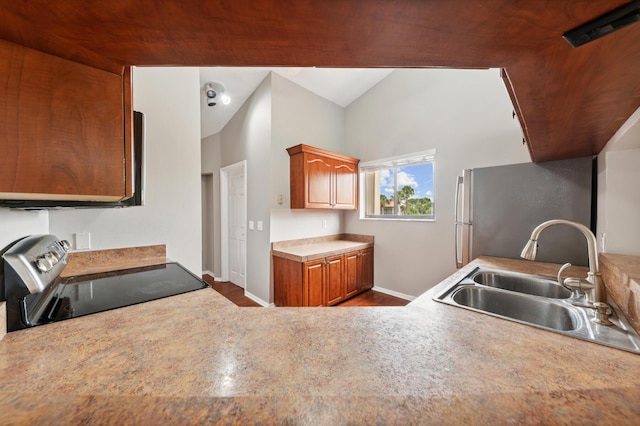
[62,244,169,277]
[1,256,640,424]
[272,233,374,262]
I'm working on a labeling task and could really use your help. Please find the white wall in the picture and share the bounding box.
[597,106,640,255]
[201,133,221,276]
[220,75,272,303]
[49,67,203,274]
[0,210,49,251]
[270,73,345,242]
[343,68,531,296]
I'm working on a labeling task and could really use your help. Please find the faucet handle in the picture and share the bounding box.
[557,262,595,300]
[557,263,573,289]
[592,302,614,326]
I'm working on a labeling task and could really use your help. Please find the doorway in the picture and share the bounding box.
[220,160,247,288]
[201,174,214,275]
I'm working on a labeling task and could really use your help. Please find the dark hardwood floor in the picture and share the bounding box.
[203,275,261,307]
[202,275,410,307]
[335,290,409,307]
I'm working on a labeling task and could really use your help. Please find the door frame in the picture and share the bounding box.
[220,160,247,285]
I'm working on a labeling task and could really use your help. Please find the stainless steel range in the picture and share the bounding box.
[2,235,208,332]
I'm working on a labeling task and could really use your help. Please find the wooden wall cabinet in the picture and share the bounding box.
[286,144,359,210]
[0,40,133,202]
[273,248,373,307]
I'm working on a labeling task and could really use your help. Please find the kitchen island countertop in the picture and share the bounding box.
[1,256,639,424]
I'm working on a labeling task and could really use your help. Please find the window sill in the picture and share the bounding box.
[359,217,436,223]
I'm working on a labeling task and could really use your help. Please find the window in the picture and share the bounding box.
[360,150,435,220]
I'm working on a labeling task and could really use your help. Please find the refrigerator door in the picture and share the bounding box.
[470,157,592,266]
[454,169,472,268]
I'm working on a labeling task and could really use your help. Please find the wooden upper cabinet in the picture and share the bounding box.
[304,153,333,209]
[332,160,358,209]
[287,144,359,210]
[0,39,130,201]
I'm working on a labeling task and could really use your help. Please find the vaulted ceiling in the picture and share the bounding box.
[1,0,638,162]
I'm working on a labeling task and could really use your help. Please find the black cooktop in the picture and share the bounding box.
[23,262,208,326]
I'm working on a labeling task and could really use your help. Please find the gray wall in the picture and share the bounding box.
[270,73,346,242]
[201,133,221,276]
[343,68,531,297]
[0,210,48,250]
[220,75,272,303]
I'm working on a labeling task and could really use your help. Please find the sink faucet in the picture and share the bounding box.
[520,219,607,306]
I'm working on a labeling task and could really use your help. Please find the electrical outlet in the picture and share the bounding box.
[322,219,327,228]
[75,232,91,250]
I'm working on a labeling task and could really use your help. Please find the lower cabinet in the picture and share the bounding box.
[273,248,374,307]
[344,248,374,298]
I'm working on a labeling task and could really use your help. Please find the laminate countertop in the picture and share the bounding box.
[272,236,374,262]
[1,257,640,424]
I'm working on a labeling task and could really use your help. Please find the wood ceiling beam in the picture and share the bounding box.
[0,0,638,162]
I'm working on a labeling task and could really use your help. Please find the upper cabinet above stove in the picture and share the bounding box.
[0,40,134,203]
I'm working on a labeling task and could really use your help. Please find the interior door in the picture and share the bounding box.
[228,165,246,287]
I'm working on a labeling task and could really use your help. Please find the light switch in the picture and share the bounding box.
[257,221,263,231]
[249,221,255,230]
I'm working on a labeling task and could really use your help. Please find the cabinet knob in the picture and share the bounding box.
[59,240,71,251]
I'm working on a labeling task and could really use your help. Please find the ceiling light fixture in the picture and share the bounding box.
[204,81,231,106]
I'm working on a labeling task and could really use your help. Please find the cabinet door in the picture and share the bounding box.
[0,40,127,201]
[344,251,360,298]
[358,248,374,291]
[324,255,345,305]
[273,256,304,307]
[333,160,358,209]
[304,260,325,307]
[305,153,333,208]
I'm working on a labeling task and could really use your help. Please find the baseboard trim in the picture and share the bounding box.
[372,286,415,301]
[202,271,223,282]
[245,290,275,307]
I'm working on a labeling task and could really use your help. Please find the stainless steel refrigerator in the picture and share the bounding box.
[454,157,594,268]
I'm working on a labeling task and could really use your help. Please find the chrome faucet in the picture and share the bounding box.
[521,219,612,324]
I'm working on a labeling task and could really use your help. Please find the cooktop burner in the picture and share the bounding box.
[23,262,208,326]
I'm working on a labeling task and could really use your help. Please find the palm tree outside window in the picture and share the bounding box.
[361,149,435,220]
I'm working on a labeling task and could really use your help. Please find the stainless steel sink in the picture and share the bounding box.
[470,270,571,299]
[452,286,578,331]
[433,267,640,354]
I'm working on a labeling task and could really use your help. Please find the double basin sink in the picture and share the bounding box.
[433,268,640,354]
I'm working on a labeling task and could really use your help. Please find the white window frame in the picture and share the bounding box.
[359,149,436,221]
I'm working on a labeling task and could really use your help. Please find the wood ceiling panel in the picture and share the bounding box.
[0,0,638,161]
